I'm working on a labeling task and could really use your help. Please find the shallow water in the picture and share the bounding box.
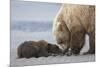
[11,31,55,48]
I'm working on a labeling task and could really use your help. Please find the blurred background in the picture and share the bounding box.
[11,1,61,48]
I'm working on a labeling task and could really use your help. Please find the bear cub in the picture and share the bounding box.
[17,40,62,58]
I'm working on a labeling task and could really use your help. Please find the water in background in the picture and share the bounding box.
[11,21,55,49]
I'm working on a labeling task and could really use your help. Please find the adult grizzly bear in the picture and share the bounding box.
[52,4,95,55]
[17,40,62,58]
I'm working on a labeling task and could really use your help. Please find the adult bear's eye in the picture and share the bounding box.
[58,40,63,44]
[59,39,67,44]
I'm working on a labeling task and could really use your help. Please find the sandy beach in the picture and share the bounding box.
[10,49,95,67]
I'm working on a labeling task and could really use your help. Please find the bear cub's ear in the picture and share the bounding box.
[47,43,54,52]
[47,43,52,49]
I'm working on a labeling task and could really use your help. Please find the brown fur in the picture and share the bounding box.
[48,43,62,55]
[53,4,95,55]
[17,40,62,58]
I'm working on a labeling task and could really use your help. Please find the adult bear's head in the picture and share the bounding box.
[53,21,71,52]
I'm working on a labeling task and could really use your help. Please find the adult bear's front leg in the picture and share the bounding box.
[71,31,85,55]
